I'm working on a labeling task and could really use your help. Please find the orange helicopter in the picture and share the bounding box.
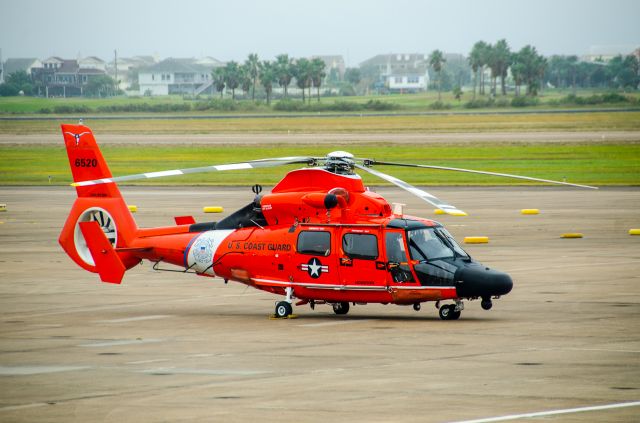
[59,124,596,320]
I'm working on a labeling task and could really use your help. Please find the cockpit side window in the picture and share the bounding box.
[385,231,407,263]
[408,228,454,261]
[343,233,378,260]
[297,231,331,256]
[385,231,414,283]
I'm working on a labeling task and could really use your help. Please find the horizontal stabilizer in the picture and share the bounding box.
[79,221,126,284]
[175,215,196,225]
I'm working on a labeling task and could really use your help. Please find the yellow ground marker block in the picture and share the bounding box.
[203,206,224,213]
[127,205,138,213]
[269,314,298,320]
[629,229,640,235]
[434,209,446,215]
[561,233,583,238]
[0,204,6,212]
[521,209,540,215]
[464,236,489,244]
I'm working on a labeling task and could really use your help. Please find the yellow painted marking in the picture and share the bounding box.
[203,206,224,213]
[629,229,640,235]
[561,233,583,238]
[464,236,489,244]
[127,205,138,213]
[521,209,540,215]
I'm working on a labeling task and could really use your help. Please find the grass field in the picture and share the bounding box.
[1,143,638,186]
[1,89,639,115]
[1,111,640,134]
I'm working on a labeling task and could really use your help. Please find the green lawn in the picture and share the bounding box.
[0,89,638,114]
[2,111,640,134]
[1,143,637,186]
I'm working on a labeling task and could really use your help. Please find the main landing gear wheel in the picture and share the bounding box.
[275,301,293,318]
[439,304,461,320]
[332,302,350,315]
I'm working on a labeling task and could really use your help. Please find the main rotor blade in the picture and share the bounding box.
[370,161,598,190]
[71,157,314,187]
[354,164,467,216]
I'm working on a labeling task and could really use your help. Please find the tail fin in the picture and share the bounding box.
[61,124,121,198]
[59,124,140,280]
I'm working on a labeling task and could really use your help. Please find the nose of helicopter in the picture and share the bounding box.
[455,264,513,299]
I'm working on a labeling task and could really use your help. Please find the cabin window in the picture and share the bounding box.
[297,231,331,256]
[343,233,378,260]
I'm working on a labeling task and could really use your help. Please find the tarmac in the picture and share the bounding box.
[0,185,639,422]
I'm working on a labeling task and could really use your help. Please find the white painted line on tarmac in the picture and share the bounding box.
[0,365,90,375]
[78,338,164,348]
[299,319,372,328]
[136,367,266,376]
[0,403,49,412]
[452,401,640,423]
[125,358,171,365]
[507,260,640,273]
[96,315,172,324]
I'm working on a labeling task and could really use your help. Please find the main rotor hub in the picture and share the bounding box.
[325,151,355,175]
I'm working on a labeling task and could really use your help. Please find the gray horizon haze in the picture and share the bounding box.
[1,0,639,65]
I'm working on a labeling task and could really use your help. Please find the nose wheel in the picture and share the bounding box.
[439,304,461,320]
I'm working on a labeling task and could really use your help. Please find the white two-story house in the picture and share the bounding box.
[138,58,221,96]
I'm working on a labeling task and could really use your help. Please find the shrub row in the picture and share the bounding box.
[547,92,637,106]
[273,99,399,112]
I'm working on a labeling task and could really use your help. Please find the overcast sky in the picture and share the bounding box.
[1,0,638,65]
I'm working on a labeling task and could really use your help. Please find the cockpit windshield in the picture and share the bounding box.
[407,227,469,261]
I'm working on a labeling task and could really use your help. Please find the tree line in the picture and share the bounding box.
[211,54,327,104]
[427,40,639,100]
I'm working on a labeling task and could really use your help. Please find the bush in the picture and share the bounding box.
[556,92,630,106]
[464,98,494,109]
[511,96,539,107]
[53,105,91,114]
[273,99,306,112]
[363,99,398,111]
[0,83,19,97]
[273,98,398,113]
[429,101,452,110]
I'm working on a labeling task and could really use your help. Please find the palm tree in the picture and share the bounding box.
[566,55,578,94]
[428,49,446,101]
[293,58,312,103]
[472,41,490,95]
[469,42,484,100]
[510,52,525,97]
[310,58,327,102]
[239,64,252,98]
[212,67,226,98]
[245,53,260,100]
[494,39,511,95]
[259,61,277,105]
[275,54,293,98]
[223,61,240,100]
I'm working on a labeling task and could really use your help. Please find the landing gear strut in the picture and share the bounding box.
[274,287,294,318]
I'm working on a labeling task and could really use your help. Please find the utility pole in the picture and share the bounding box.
[114,49,118,95]
[0,48,4,84]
